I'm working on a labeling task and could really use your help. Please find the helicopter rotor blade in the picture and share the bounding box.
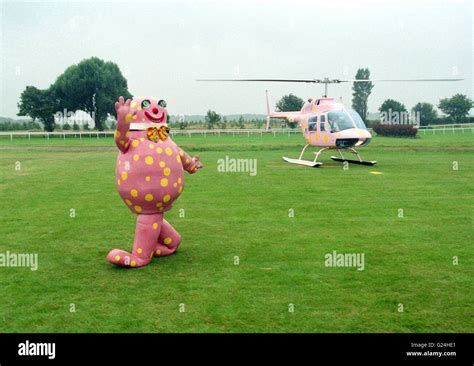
[197,78,464,83]
[197,78,323,83]
[338,78,464,82]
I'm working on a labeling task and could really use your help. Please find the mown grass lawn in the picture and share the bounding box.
[0,132,472,332]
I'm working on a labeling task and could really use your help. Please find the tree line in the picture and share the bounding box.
[17,57,131,132]
[13,59,472,132]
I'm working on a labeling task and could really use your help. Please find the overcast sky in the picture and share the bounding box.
[1,0,472,118]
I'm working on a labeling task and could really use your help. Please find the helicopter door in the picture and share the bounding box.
[319,114,330,144]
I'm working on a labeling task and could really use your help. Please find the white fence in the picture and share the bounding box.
[0,128,301,140]
[417,124,474,135]
[0,125,473,140]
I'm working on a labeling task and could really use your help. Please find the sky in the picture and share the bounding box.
[0,0,472,119]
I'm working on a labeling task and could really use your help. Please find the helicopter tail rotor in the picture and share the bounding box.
[265,90,271,130]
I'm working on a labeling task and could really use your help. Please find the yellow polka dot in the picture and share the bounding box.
[131,140,139,147]
[160,178,168,187]
[145,194,154,202]
[126,131,130,138]
[137,106,142,111]
[165,147,172,156]
[164,167,171,176]
[133,115,138,120]
[159,161,165,168]
[133,154,139,161]
[114,255,121,261]
[156,249,161,255]
[141,118,145,122]
[125,199,132,206]
[159,207,164,211]
[140,138,145,142]
[178,178,182,184]
[125,114,132,123]
[115,130,120,138]
[173,182,177,188]
[131,101,136,108]
[118,160,122,165]
[152,223,158,230]
[156,147,163,154]
[185,159,190,164]
[156,202,163,208]
[179,151,184,157]
[119,140,125,145]
[130,261,136,267]
[137,248,142,254]
[163,194,170,202]
[117,179,121,186]
[134,205,142,213]
[178,186,183,193]
[121,171,128,180]
[145,156,154,165]
[324,135,329,143]
[131,189,138,197]
[164,237,172,245]
[145,176,151,182]
[149,143,154,149]
[150,252,154,258]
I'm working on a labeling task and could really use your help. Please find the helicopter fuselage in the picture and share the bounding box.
[269,97,372,149]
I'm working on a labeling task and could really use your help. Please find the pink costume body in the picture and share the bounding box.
[106,96,202,268]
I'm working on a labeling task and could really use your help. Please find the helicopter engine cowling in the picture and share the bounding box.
[334,128,372,148]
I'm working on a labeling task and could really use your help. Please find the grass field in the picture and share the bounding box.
[0,132,472,332]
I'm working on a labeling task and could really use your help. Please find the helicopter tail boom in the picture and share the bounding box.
[265,90,303,130]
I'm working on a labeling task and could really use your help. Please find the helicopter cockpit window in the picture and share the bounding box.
[328,111,356,132]
[347,109,367,129]
[308,116,317,131]
[319,115,326,132]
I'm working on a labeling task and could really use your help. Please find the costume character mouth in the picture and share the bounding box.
[144,111,165,123]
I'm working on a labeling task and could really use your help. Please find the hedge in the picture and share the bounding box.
[372,124,418,137]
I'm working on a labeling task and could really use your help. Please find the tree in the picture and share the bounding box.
[411,102,438,126]
[72,122,80,131]
[237,116,245,129]
[17,86,40,123]
[221,116,228,129]
[205,110,221,129]
[52,57,132,131]
[379,99,407,124]
[255,119,265,129]
[17,86,58,132]
[438,94,473,122]
[379,99,407,114]
[351,68,374,122]
[275,94,304,112]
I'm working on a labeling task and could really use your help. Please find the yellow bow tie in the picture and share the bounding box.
[147,125,170,142]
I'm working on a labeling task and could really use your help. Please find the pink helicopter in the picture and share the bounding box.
[198,77,463,167]
[265,90,374,167]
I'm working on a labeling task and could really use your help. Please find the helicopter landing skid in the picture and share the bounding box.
[330,148,377,166]
[282,157,323,167]
[330,157,377,166]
